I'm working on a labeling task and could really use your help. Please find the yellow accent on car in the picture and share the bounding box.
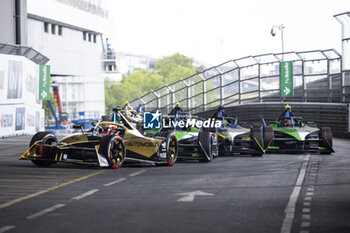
[254,137,265,154]
[285,104,291,110]
[218,133,226,139]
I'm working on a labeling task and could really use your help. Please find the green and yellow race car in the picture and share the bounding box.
[263,104,334,154]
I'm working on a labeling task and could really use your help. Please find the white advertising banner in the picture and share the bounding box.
[0,53,45,137]
[0,105,15,137]
[0,104,44,137]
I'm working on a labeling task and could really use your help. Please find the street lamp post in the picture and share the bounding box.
[271,24,285,61]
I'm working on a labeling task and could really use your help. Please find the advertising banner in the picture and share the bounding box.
[0,105,15,137]
[39,65,51,100]
[7,60,23,99]
[280,61,293,97]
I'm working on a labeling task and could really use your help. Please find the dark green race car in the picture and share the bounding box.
[263,104,334,154]
[210,106,272,157]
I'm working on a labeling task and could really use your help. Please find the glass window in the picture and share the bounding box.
[58,26,63,36]
[44,22,49,33]
[51,24,56,34]
[93,34,97,43]
[83,32,86,40]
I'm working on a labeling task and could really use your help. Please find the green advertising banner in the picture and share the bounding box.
[39,65,51,100]
[280,61,293,97]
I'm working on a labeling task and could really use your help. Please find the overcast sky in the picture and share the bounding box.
[104,0,349,65]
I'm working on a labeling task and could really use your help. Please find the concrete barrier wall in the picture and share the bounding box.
[194,102,349,137]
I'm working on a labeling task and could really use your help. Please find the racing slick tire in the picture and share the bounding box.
[319,127,333,155]
[263,126,274,150]
[198,131,215,162]
[29,131,57,167]
[99,135,126,169]
[166,134,178,166]
[250,127,264,157]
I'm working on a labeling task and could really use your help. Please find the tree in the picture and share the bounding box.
[105,69,164,110]
[154,53,195,82]
[104,53,198,111]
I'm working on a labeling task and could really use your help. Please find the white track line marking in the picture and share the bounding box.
[104,178,126,187]
[280,154,310,233]
[0,226,15,233]
[302,214,311,220]
[302,208,311,213]
[129,170,146,177]
[72,189,99,201]
[27,204,66,219]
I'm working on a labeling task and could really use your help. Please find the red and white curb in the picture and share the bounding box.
[299,155,321,233]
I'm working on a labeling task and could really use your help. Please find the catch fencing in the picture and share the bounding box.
[129,49,343,115]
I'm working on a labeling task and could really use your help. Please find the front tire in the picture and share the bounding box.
[99,135,126,169]
[166,134,178,166]
[29,131,57,167]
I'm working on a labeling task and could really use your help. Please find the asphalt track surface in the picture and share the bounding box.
[0,135,349,233]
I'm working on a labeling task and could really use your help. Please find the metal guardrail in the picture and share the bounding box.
[129,49,343,115]
[0,43,49,65]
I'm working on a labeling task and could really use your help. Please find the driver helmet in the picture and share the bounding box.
[284,118,293,127]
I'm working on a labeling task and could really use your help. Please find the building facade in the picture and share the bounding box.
[26,0,110,119]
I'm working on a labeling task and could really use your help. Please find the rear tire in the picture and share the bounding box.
[29,132,57,167]
[263,126,274,150]
[250,128,264,157]
[198,131,214,162]
[99,135,126,169]
[319,127,333,154]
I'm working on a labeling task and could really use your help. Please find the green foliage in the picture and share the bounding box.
[155,53,194,80]
[105,69,164,110]
[166,65,196,84]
